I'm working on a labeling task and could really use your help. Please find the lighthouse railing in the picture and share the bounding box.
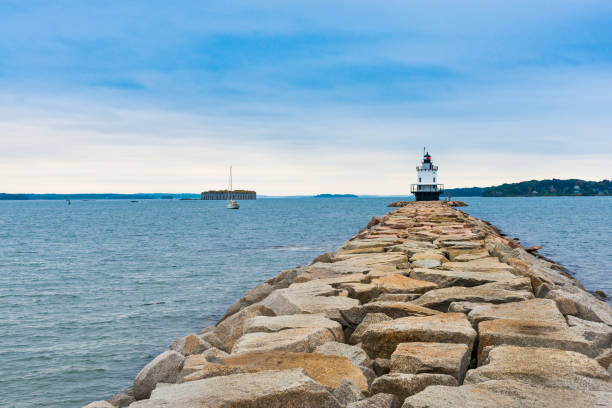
[411,184,444,193]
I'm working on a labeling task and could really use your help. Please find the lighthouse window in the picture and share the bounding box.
[433,177,436,182]
[419,178,421,182]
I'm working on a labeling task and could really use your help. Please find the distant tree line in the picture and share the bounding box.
[446,179,611,197]
[202,190,257,194]
[0,193,201,200]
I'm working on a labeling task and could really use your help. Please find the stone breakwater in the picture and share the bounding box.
[85,201,612,408]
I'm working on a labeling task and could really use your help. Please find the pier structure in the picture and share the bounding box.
[201,190,256,200]
[89,201,612,408]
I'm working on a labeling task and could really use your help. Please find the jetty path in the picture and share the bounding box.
[87,201,612,408]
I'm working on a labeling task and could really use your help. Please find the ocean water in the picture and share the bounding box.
[0,196,610,408]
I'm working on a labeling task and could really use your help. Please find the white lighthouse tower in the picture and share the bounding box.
[411,148,444,201]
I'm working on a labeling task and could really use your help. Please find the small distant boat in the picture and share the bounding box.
[226,166,240,210]
[66,199,71,205]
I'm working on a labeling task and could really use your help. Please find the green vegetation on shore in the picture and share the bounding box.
[446,179,610,197]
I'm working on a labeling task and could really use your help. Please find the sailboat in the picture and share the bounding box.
[226,166,240,210]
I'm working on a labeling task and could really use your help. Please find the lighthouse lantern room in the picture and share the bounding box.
[411,149,444,201]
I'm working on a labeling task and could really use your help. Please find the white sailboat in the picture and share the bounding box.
[226,166,240,209]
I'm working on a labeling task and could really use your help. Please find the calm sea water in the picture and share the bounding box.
[0,196,610,408]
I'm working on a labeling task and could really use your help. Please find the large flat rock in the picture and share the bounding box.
[467,298,566,327]
[315,341,372,368]
[361,302,442,320]
[411,285,533,311]
[410,268,517,288]
[349,313,393,345]
[133,368,342,407]
[333,253,408,268]
[477,318,598,361]
[342,238,404,251]
[371,274,438,294]
[371,373,457,404]
[390,342,470,382]
[260,288,360,324]
[243,313,344,342]
[440,257,516,273]
[361,313,477,359]
[231,327,336,354]
[185,351,368,392]
[402,379,612,408]
[446,248,490,262]
[465,346,611,391]
[389,241,437,256]
[214,304,275,351]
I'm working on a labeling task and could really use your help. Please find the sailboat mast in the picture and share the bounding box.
[229,166,232,200]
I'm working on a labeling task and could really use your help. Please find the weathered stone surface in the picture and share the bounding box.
[436,240,483,249]
[338,247,386,255]
[362,302,441,320]
[333,253,408,273]
[389,241,436,256]
[83,401,114,408]
[440,257,516,273]
[332,379,364,405]
[409,251,447,263]
[555,296,578,315]
[342,238,404,251]
[348,393,399,408]
[477,318,598,361]
[182,351,368,392]
[260,287,360,324]
[447,301,487,314]
[371,274,438,294]
[169,334,211,356]
[295,263,371,282]
[198,330,225,351]
[107,393,135,407]
[403,379,612,408]
[567,315,612,350]
[180,347,231,377]
[410,268,517,288]
[350,313,393,345]
[412,285,533,312]
[412,259,443,268]
[315,341,372,367]
[374,358,391,376]
[466,346,611,390]
[136,369,342,408]
[244,313,344,342]
[374,293,422,302]
[547,288,612,325]
[446,248,489,262]
[219,282,275,322]
[361,313,477,359]
[232,326,336,354]
[371,373,457,403]
[133,350,185,400]
[214,303,275,351]
[467,298,566,327]
[479,277,532,292]
[596,348,612,371]
[341,282,384,303]
[390,342,470,382]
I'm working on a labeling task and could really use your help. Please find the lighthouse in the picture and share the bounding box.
[411,149,444,201]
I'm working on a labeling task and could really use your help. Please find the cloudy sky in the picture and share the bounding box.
[1,1,611,194]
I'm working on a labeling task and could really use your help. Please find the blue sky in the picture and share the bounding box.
[1,1,611,194]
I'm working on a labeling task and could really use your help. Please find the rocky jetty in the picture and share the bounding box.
[88,201,612,407]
